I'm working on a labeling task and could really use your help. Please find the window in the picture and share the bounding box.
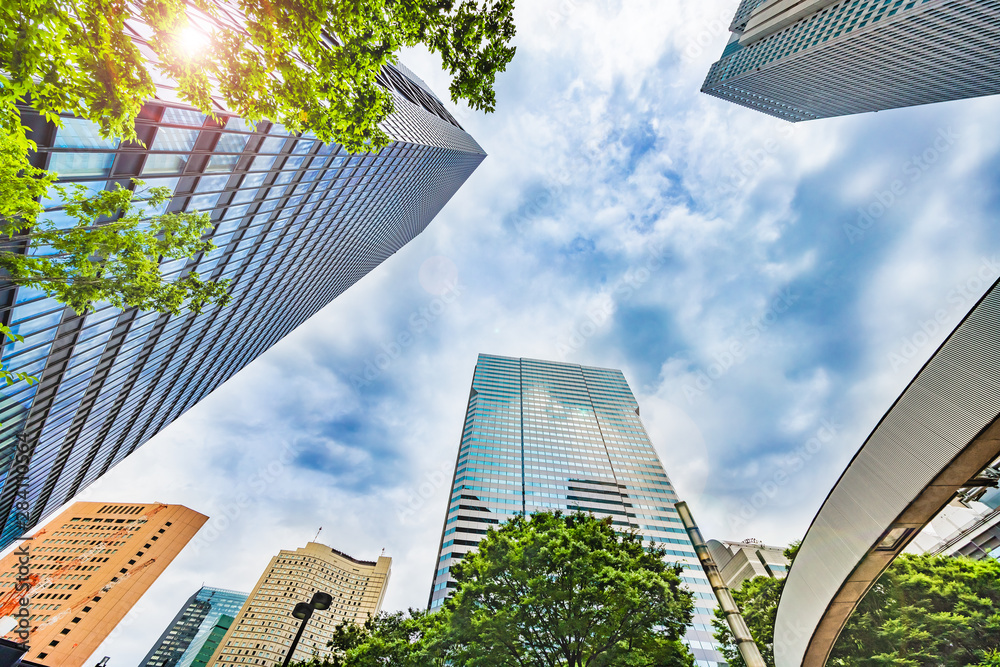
[162,107,206,126]
[48,152,115,177]
[53,118,120,149]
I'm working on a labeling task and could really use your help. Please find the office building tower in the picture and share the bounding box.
[0,502,207,667]
[140,586,248,667]
[429,354,724,667]
[205,542,391,667]
[701,0,1000,120]
[0,44,485,548]
[706,538,789,590]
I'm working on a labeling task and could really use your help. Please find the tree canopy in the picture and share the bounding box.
[1,0,516,153]
[0,180,231,317]
[0,0,516,388]
[297,511,696,667]
[713,547,1000,667]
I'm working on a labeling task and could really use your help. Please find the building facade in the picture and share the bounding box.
[706,538,789,590]
[907,487,1000,560]
[702,0,1000,120]
[205,542,391,667]
[140,586,248,667]
[0,501,207,667]
[0,46,484,549]
[428,354,723,667]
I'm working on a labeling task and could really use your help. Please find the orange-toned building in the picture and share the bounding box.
[0,501,207,667]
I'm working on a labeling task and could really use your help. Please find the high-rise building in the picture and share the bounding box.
[706,538,789,590]
[0,501,207,667]
[429,354,724,667]
[701,0,1000,120]
[140,586,248,667]
[0,48,484,547]
[205,542,391,667]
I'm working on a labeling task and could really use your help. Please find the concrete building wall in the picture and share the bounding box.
[0,501,207,667]
[206,542,391,667]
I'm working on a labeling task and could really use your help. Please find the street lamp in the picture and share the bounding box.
[281,591,333,667]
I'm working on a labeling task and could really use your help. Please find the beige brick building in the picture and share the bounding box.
[0,501,207,667]
[207,542,391,666]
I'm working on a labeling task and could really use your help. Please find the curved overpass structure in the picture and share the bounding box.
[774,277,1000,667]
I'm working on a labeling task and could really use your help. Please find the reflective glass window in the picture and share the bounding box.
[162,107,206,126]
[225,117,257,132]
[230,188,257,204]
[205,154,239,173]
[152,127,200,151]
[250,156,276,171]
[52,118,120,150]
[259,136,286,153]
[184,192,221,211]
[241,172,267,189]
[48,153,115,178]
[142,154,188,175]
[194,174,230,194]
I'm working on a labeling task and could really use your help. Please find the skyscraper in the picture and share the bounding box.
[429,354,724,667]
[205,542,391,667]
[0,501,207,667]
[701,0,1000,120]
[0,54,485,547]
[140,586,248,667]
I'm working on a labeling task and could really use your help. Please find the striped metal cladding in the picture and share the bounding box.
[774,277,1000,667]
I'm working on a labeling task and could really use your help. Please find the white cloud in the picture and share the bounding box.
[58,0,1000,662]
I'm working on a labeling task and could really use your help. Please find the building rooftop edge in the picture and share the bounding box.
[303,542,389,568]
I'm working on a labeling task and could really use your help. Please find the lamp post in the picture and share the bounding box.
[281,591,333,667]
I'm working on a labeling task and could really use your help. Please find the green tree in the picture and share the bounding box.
[1,0,516,153]
[0,180,231,316]
[322,609,447,666]
[444,511,695,667]
[0,0,515,388]
[713,548,1000,667]
[300,512,696,667]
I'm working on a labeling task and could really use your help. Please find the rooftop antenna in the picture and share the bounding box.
[313,527,322,542]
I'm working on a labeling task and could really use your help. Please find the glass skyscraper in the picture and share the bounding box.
[429,354,723,667]
[141,586,249,667]
[702,0,1000,120]
[0,52,484,546]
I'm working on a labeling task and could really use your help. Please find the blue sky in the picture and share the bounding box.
[52,0,1000,661]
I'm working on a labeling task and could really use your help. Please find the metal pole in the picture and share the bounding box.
[675,501,767,667]
[281,614,311,667]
